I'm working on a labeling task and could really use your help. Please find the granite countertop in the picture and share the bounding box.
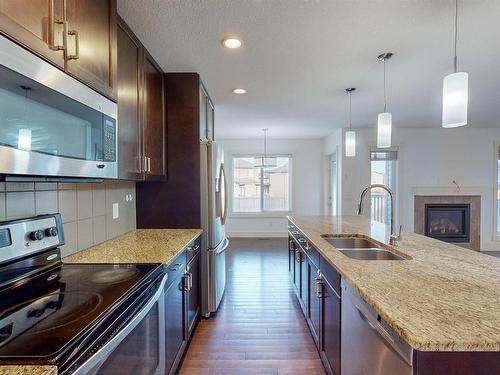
[0,366,56,375]
[288,215,500,352]
[63,229,203,265]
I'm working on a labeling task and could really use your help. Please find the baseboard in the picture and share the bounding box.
[227,231,287,238]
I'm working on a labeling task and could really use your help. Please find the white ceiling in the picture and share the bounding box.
[118,0,500,139]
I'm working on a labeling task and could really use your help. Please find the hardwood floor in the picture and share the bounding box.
[180,238,325,375]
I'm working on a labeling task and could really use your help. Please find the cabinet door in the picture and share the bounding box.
[117,19,142,180]
[288,237,295,283]
[164,275,186,375]
[0,0,65,67]
[199,85,208,140]
[321,279,341,375]
[307,260,320,348]
[300,251,307,314]
[186,249,200,339]
[142,50,165,180]
[65,0,117,99]
[293,247,301,294]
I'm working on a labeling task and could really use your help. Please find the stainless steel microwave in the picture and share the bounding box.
[0,35,118,180]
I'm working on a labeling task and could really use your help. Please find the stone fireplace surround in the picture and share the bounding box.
[414,194,481,251]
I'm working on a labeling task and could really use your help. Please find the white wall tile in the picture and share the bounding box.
[77,184,93,220]
[5,182,34,192]
[92,215,106,245]
[35,183,58,191]
[6,192,35,218]
[58,189,77,223]
[35,190,58,215]
[77,218,94,251]
[0,193,5,219]
[92,183,106,216]
[60,221,78,257]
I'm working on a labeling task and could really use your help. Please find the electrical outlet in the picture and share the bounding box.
[112,203,119,219]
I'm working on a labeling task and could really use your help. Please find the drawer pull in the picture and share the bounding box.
[170,263,183,271]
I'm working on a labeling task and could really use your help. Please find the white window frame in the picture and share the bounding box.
[493,142,500,241]
[230,154,293,217]
[369,146,399,226]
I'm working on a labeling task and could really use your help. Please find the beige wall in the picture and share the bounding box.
[0,181,136,257]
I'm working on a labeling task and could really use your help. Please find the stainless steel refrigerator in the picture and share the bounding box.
[200,140,228,317]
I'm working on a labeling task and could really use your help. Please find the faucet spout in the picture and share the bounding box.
[357,184,400,246]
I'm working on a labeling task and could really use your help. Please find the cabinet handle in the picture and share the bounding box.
[314,275,323,298]
[49,0,65,51]
[147,157,151,172]
[291,231,299,235]
[188,272,193,290]
[67,28,80,60]
[170,263,183,271]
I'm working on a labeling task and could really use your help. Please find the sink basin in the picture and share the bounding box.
[322,236,382,249]
[321,235,405,260]
[338,249,404,261]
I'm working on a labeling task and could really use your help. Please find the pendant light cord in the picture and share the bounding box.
[348,91,352,130]
[383,59,387,112]
[453,0,458,72]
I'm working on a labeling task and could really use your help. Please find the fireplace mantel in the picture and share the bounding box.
[411,186,489,197]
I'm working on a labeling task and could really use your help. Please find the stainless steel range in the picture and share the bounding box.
[0,214,167,374]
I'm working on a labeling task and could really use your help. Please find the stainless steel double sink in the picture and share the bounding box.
[321,236,405,260]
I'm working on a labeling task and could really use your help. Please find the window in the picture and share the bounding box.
[232,155,292,213]
[370,148,397,224]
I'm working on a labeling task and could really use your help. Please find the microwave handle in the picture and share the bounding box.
[72,273,168,375]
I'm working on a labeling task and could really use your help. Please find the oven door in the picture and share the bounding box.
[0,35,117,179]
[72,274,167,375]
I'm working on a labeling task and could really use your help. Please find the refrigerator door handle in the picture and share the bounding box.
[216,237,229,255]
[220,163,228,225]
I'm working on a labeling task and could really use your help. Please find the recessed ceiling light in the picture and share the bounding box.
[222,38,242,49]
[232,88,247,95]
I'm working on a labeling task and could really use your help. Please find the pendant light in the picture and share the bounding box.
[344,87,356,157]
[377,52,393,148]
[254,129,277,168]
[442,0,468,128]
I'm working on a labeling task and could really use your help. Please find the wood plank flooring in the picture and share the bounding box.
[180,238,325,375]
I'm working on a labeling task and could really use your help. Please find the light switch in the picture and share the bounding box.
[112,203,119,219]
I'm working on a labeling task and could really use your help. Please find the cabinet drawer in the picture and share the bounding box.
[165,251,187,289]
[186,236,201,263]
[320,256,341,297]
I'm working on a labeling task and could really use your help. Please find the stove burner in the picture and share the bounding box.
[1,291,103,336]
[91,267,139,285]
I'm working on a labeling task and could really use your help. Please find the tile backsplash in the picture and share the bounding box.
[0,180,136,257]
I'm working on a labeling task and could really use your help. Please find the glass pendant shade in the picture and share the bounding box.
[442,71,468,128]
[345,131,356,157]
[377,112,392,148]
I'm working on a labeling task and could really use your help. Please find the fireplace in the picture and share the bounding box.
[424,204,470,243]
[414,195,480,251]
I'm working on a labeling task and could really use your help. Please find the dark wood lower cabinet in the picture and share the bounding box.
[186,248,201,339]
[164,238,202,375]
[307,258,320,349]
[320,276,341,375]
[164,272,185,375]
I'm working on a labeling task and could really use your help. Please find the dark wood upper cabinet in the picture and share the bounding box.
[65,0,117,99]
[117,18,142,180]
[0,0,117,100]
[142,50,165,180]
[0,0,65,67]
[116,17,165,181]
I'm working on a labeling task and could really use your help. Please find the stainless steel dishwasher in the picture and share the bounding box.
[341,279,413,375]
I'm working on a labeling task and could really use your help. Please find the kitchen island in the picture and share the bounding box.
[288,215,500,374]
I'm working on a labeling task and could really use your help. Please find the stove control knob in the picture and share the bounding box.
[29,230,44,241]
[45,227,58,237]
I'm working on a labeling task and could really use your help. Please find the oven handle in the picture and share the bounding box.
[72,273,168,375]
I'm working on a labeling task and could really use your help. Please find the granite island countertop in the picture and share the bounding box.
[0,366,57,375]
[63,228,202,265]
[288,215,500,352]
